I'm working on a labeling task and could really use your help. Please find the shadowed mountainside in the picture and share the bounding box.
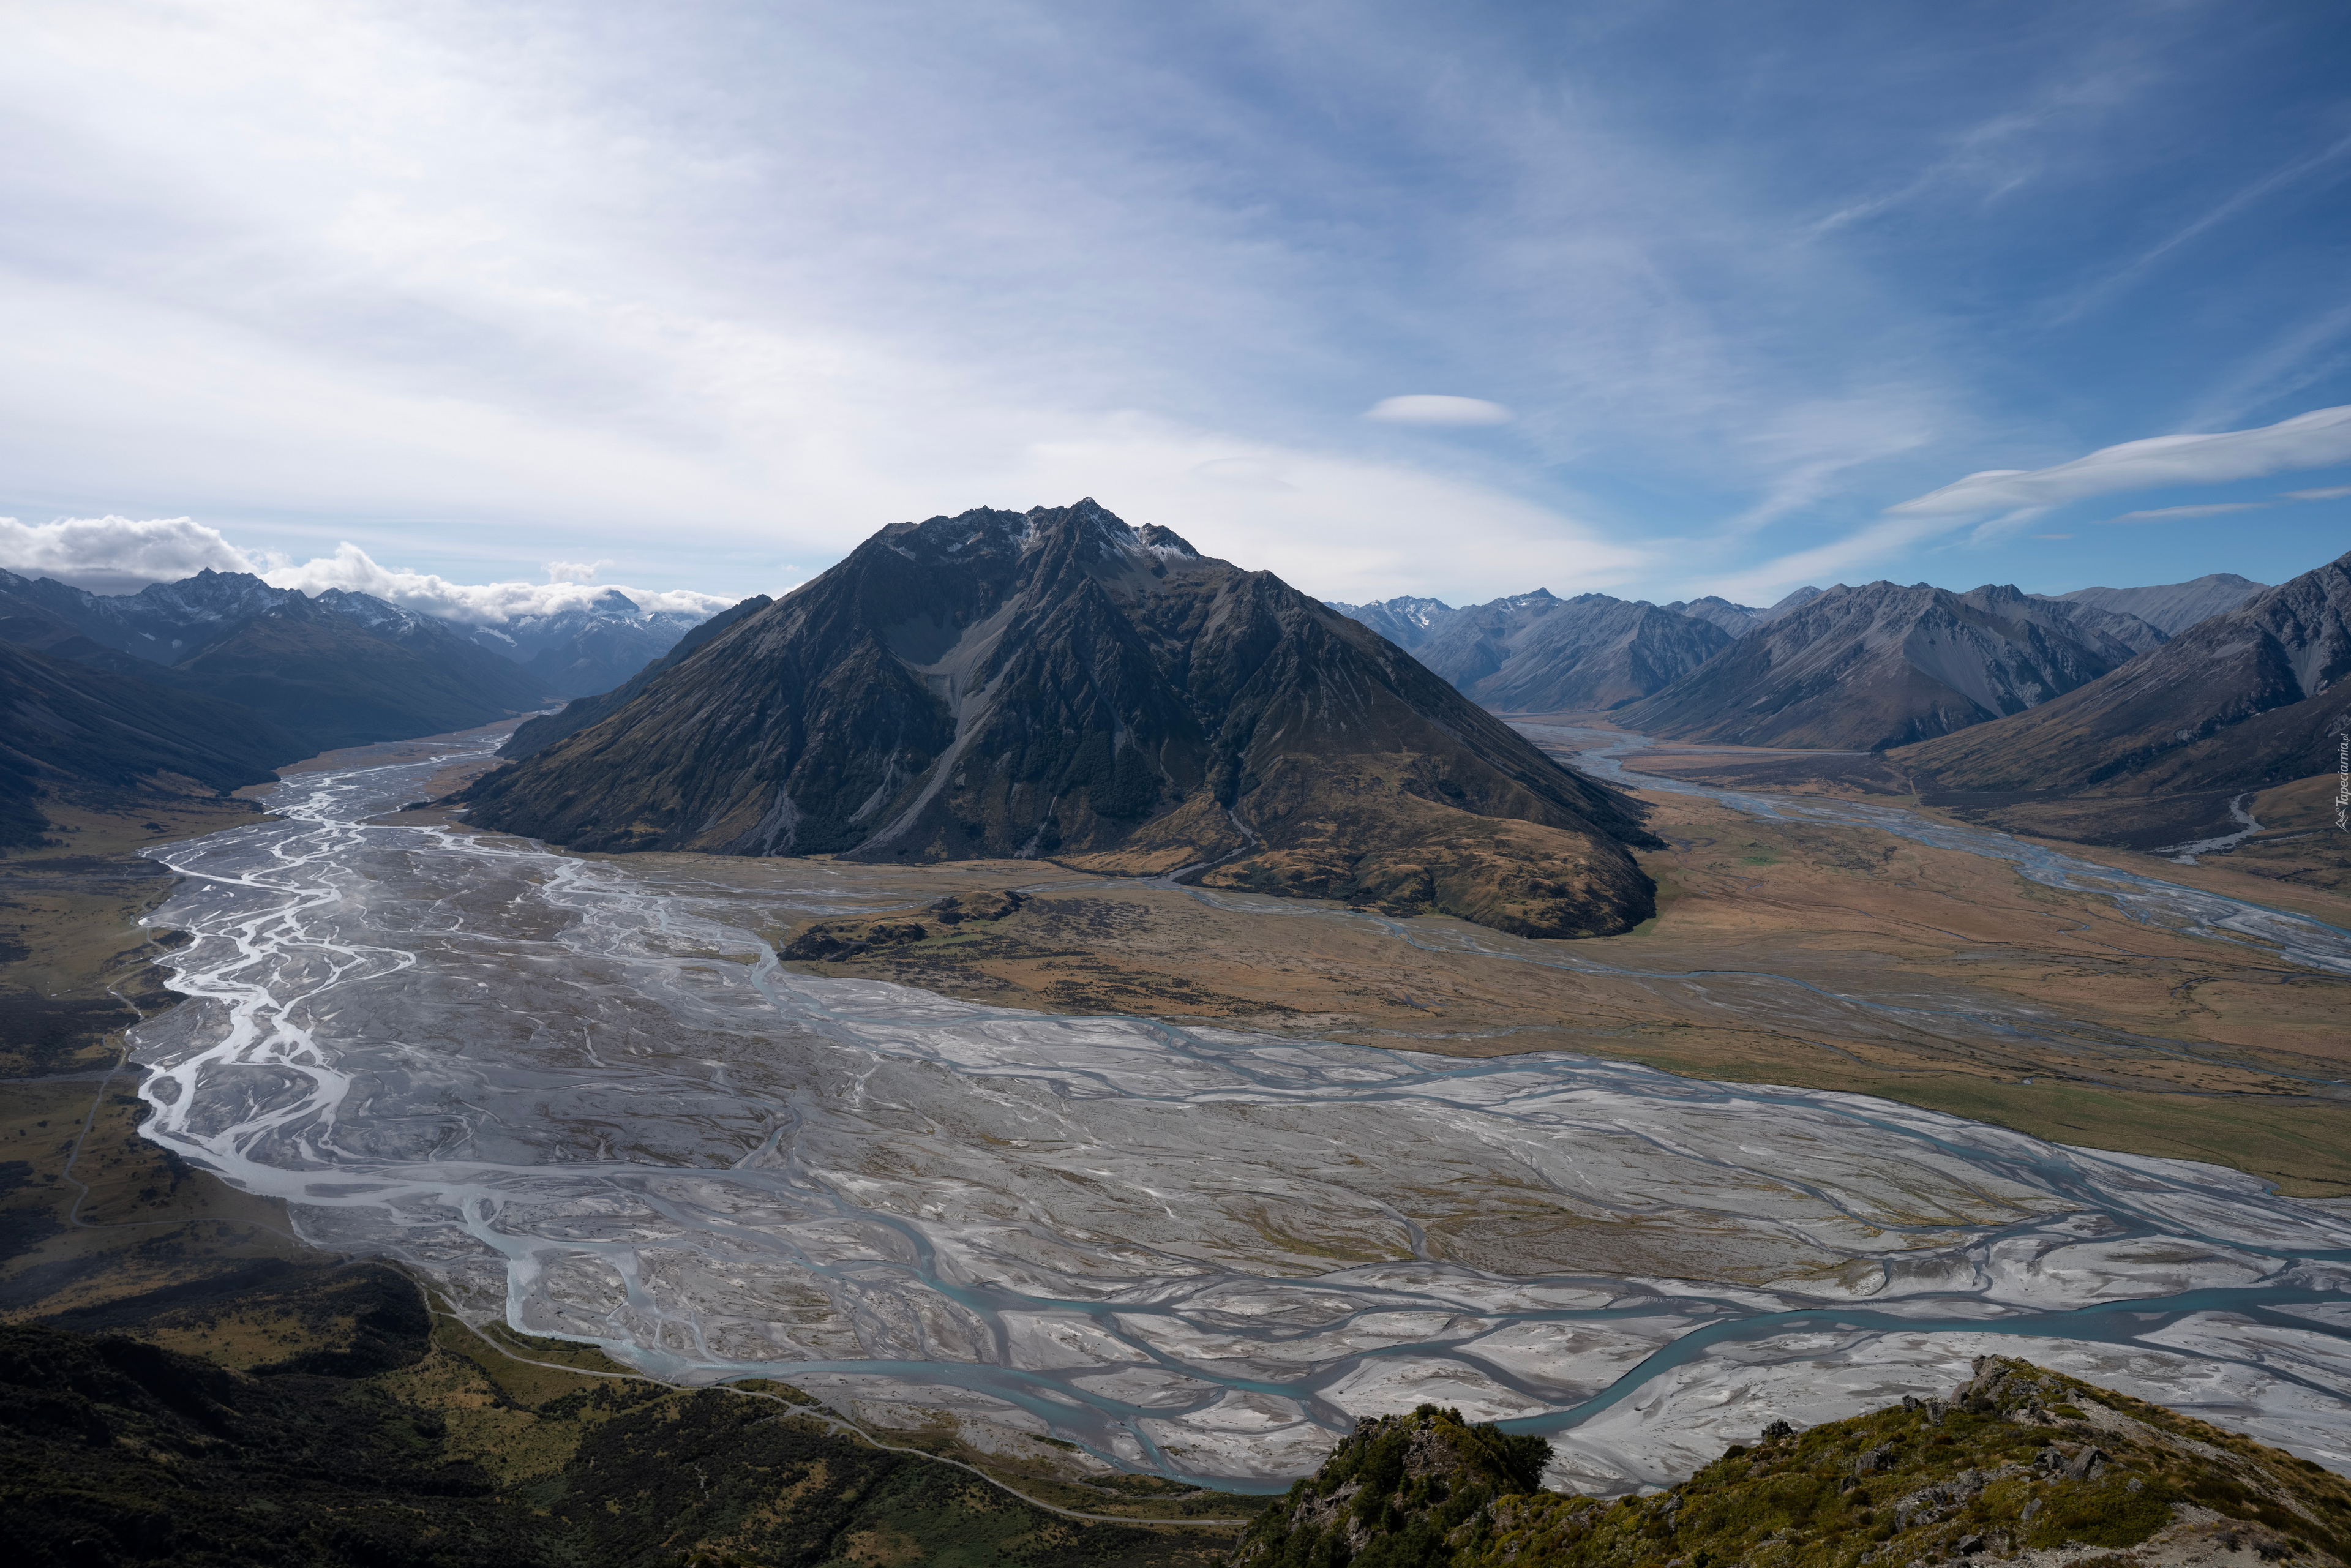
[1618,580,2167,751]
[466,500,1659,937]
[1893,550,2351,841]
[0,639,294,846]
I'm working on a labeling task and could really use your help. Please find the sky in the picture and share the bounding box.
[2,1,2349,613]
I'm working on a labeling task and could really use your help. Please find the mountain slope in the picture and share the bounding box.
[1415,591,1734,711]
[1234,1357,2351,1568]
[467,501,1659,937]
[1,640,294,846]
[501,593,773,760]
[1618,581,2162,750]
[1894,550,2351,816]
[2045,572,2267,635]
[0,568,552,755]
[1326,595,1460,650]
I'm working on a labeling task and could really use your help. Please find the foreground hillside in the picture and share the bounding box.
[468,500,1660,937]
[1235,1358,2351,1568]
[0,1264,1245,1568]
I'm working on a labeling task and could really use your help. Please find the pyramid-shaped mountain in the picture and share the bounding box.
[465,500,1660,937]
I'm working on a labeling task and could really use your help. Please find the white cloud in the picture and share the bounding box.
[0,514,252,594]
[1363,395,1515,427]
[1884,403,2351,519]
[2091,502,2268,526]
[545,558,614,582]
[259,542,730,623]
[2285,484,2351,501]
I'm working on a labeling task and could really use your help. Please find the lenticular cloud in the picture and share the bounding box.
[1886,402,2351,519]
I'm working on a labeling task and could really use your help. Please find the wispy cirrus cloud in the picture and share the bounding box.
[1883,404,2351,519]
[2091,502,2268,526]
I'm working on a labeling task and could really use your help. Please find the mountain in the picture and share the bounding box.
[1,639,294,846]
[1325,594,1460,650]
[1232,1356,2351,1568]
[1412,591,1734,711]
[0,568,553,756]
[1617,580,2167,751]
[466,500,1659,938]
[1659,585,1822,637]
[2041,572,2267,636]
[501,593,773,760]
[459,588,712,697]
[1894,550,2351,829]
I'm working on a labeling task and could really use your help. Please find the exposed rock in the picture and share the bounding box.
[1232,1357,2351,1568]
[1619,580,2166,751]
[1894,551,2351,824]
[465,501,1659,939]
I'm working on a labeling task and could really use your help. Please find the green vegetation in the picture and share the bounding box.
[1236,1359,2351,1568]
[0,1261,1254,1568]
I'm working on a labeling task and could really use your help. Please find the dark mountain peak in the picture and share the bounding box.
[591,588,640,615]
[1136,522,1200,557]
[133,568,296,623]
[467,501,1660,939]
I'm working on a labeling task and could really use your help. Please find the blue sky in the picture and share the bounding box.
[2,0,2347,610]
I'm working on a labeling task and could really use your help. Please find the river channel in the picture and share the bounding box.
[127,732,2351,1490]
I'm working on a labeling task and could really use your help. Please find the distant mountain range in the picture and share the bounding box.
[0,568,552,755]
[0,566,721,844]
[1616,581,2172,751]
[1334,572,2268,754]
[1894,552,2349,840]
[2037,572,2265,636]
[501,593,773,759]
[1409,590,1734,711]
[456,588,711,698]
[467,501,1661,938]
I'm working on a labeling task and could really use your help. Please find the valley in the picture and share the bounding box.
[88,722,2351,1503]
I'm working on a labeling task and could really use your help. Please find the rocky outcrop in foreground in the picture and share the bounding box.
[1232,1359,2350,1568]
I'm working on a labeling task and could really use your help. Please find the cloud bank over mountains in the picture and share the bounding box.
[0,515,730,622]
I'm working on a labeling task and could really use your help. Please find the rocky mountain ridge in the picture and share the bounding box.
[465,500,1660,938]
[1894,550,2351,833]
[1412,590,1736,711]
[2041,572,2268,636]
[1617,580,2169,751]
[1233,1356,2350,1568]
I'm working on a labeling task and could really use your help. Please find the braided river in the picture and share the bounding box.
[128,731,2351,1490]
